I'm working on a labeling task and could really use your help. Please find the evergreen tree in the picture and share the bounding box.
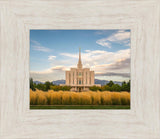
[121,80,130,92]
[30,78,36,91]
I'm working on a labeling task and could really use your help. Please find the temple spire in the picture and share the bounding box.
[77,47,82,68]
[79,47,81,63]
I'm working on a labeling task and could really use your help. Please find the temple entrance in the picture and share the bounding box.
[78,87,82,92]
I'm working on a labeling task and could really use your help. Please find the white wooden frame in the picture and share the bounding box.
[0,0,160,138]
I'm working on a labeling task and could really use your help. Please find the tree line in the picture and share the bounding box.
[89,80,130,92]
[30,78,71,91]
[30,78,130,92]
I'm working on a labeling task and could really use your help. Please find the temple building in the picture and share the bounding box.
[60,48,101,92]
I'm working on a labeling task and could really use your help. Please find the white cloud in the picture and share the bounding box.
[85,50,91,52]
[32,46,51,52]
[30,66,66,82]
[60,49,130,71]
[96,30,130,48]
[31,40,51,52]
[96,39,111,48]
[107,30,130,42]
[60,53,78,58]
[48,55,56,60]
[51,66,66,71]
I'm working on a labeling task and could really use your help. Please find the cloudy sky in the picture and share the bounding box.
[30,30,130,82]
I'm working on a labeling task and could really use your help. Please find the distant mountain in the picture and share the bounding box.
[34,79,122,86]
[94,79,109,86]
[34,81,44,84]
[95,79,122,86]
[33,80,65,85]
[52,80,65,85]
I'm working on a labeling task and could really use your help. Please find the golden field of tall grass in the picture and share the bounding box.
[30,89,130,105]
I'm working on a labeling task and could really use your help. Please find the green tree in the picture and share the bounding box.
[107,81,114,87]
[89,86,101,91]
[44,81,51,91]
[62,86,71,91]
[30,78,36,91]
[101,85,110,91]
[50,85,59,91]
[36,83,46,91]
[111,84,121,92]
[121,80,130,92]
[127,80,130,92]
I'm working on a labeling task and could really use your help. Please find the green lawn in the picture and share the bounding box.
[30,105,130,109]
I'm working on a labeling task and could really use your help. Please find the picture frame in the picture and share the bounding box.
[0,0,160,138]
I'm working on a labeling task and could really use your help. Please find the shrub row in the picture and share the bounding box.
[30,90,130,105]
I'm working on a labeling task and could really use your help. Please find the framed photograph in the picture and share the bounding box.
[0,0,160,138]
[30,29,130,109]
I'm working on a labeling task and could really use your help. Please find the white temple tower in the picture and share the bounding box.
[61,48,101,92]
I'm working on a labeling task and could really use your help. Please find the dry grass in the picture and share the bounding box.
[30,89,130,105]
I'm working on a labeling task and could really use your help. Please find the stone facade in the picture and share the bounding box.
[60,48,101,92]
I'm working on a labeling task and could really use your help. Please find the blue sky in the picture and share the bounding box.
[30,30,130,82]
